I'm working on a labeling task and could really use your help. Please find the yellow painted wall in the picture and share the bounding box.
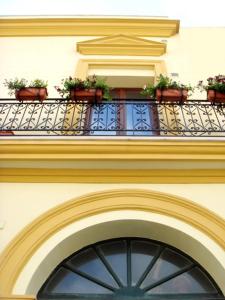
[1,22,225,298]
[0,36,83,98]
[0,28,225,99]
[164,28,225,99]
[0,185,225,295]
[1,183,225,253]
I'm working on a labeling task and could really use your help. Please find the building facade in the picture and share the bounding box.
[0,17,225,300]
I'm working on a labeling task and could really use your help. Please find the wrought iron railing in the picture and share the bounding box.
[0,98,225,137]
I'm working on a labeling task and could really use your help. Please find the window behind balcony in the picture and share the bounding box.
[88,88,159,136]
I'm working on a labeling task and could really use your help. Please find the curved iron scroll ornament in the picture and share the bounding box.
[1,99,225,136]
[38,238,223,300]
[0,99,225,137]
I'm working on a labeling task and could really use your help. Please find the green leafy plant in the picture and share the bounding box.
[55,75,111,100]
[197,75,225,93]
[141,74,193,98]
[30,79,48,88]
[4,78,48,96]
[93,76,111,101]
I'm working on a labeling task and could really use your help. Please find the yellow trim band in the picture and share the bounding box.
[0,296,35,300]
[75,59,166,79]
[1,140,225,183]
[0,17,179,37]
[1,168,225,183]
[0,189,224,294]
[1,140,225,161]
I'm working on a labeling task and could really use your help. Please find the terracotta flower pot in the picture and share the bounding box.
[70,88,103,103]
[156,88,188,103]
[15,87,48,102]
[0,130,14,135]
[207,90,225,103]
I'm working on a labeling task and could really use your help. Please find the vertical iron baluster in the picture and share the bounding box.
[60,101,71,133]
[77,102,87,133]
[67,102,76,131]
[160,103,170,134]
[6,102,21,130]
[0,102,13,129]
[179,103,190,136]
[192,102,206,135]
[202,103,215,134]
[211,104,224,132]
[41,102,53,132]
[34,102,45,130]
[171,103,181,135]
[50,101,61,131]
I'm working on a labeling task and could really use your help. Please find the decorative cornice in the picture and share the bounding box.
[1,139,225,161]
[77,34,166,56]
[0,17,180,37]
[1,140,225,183]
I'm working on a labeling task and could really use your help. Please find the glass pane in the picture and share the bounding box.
[131,240,160,286]
[89,103,159,136]
[126,103,155,136]
[141,248,191,289]
[147,267,217,294]
[44,267,113,294]
[68,248,118,288]
[39,239,222,300]
[89,104,119,135]
[98,240,127,285]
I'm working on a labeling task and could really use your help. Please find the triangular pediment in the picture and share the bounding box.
[77,34,166,56]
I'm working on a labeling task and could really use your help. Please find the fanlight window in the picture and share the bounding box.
[38,238,223,300]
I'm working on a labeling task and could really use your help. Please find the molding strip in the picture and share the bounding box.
[0,17,179,37]
[1,168,225,183]
[75,58,166,79]
[1,140,225,183]
[0,297,35,300]
[1,140,225,161]
[77,35,166,56]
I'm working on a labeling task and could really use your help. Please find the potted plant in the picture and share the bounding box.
[197,75,225,103]
[4,78,48,102]
[0,130,14,136]
[141,74,193,103]
[55,75,111,103]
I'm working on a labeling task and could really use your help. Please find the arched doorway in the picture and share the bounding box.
[1,189,225,297]
[37,238,223,300]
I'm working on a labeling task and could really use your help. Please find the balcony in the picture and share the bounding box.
[0,98,225,137]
